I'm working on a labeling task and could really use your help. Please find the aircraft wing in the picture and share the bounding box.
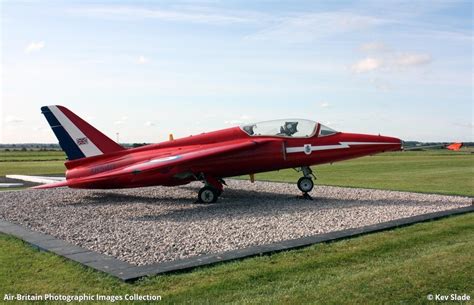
[108,140,264,176]
[34,140,268,189]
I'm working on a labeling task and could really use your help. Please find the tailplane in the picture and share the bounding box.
[41,105,125,160]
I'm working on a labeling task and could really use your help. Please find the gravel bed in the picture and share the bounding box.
[0,180,471,266]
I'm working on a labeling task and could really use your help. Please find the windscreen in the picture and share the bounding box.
[241,119,317,138]
[318,124,338,136]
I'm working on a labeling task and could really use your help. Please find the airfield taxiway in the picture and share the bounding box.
[0,180,471,266]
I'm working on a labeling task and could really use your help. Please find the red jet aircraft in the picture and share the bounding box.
[36,105,402,203]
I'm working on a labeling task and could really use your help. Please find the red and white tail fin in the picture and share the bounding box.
[41,105,125,160]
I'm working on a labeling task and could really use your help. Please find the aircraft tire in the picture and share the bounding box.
[198,186,219,203]
[297,177,314,193]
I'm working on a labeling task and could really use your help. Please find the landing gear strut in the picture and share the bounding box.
[196,174,224,204]
[296,166,315,200]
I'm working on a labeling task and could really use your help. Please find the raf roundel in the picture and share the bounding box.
[304,144,312,155]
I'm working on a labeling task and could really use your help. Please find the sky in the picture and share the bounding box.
[1,0,472,143]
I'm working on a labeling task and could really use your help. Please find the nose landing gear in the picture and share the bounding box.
[297,176,314,193]
[296,166,315,200]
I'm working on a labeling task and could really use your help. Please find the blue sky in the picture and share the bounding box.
[1,0,472,143]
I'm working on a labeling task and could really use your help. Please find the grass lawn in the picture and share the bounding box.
[1,213,472,304]
[0,151,66,177]
[0,150,65,162]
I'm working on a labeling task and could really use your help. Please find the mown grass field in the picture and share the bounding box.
[0,149,473,304]
[1,213,472,304]
[0,151,66,177]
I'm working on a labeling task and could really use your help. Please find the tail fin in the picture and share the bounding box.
[41,105,125,160]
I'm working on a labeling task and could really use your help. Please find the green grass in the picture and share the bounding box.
[0,151,66,177]
[0,161,66,176]
[1,213,472,304]
[0,150,65,162]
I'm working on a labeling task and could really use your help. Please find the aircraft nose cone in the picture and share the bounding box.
[340,132,403,152]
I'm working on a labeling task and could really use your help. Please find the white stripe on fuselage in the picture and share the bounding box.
[49,106,102,157]
[286,142,398,153]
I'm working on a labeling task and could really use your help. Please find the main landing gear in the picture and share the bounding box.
[296,166,315,200]
[196,174,224,204]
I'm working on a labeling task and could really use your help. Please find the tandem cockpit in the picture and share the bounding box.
[240,119,338,138]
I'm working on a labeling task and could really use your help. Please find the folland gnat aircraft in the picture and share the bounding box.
[36,105,402,203]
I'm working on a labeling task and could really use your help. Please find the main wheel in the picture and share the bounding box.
[297,177,314,193]
[198,186,219,203]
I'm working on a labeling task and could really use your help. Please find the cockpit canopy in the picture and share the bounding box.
[240,119,337,138]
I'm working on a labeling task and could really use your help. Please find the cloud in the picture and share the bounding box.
[351,48,432,75]
[319,102,330,108]
[137,55,149,64]
[249,12,389,43]
[71,6,255,24]
[24,41,45,53]
[5,115,24,124]
[351,57,382,73]
[144,121,155,127]
[394,53,432,67]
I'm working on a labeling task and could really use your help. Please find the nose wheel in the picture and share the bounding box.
[296,166,315,200]
[297,177,314,193]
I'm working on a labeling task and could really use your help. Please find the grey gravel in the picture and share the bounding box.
[0,180,471,266]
